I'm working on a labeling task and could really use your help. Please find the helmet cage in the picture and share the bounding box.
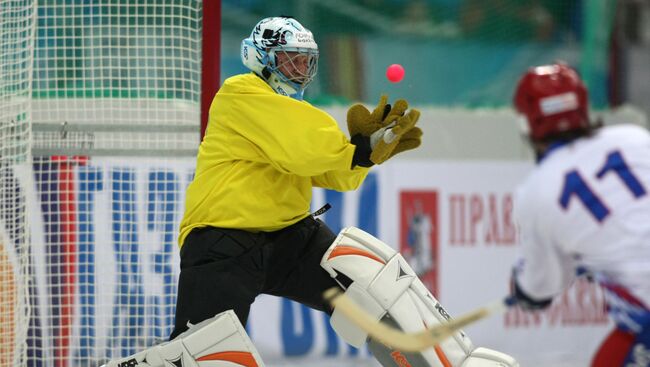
[268,47,319,90]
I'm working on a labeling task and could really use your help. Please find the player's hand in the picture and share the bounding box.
[509,272,553,311]
[369,108,420,164]
[347,95,421,167]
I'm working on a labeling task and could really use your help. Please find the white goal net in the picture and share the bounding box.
[1,1,205,366]
[1,1,35,366]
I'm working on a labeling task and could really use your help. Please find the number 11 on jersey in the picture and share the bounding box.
[559,150,647,222]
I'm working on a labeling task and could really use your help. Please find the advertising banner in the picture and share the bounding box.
[26,157,611,366]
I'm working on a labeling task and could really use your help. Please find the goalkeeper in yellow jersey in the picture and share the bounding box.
[104,16,518,367]
[167,12,421,360]
[172,15,421,339]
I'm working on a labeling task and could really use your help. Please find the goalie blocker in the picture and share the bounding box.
[321,227,518,367]
[101,310,264,367]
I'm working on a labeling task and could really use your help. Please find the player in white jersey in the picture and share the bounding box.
[510,62,650,366]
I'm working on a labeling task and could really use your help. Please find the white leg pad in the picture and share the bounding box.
[322,227,518,367]
[329,281,386,347]
[461,347,520,367]
[103,310,264,367]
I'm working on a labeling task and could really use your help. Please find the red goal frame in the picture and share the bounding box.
[201,0,221,140]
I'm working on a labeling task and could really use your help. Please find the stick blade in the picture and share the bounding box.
[324,287,509,353]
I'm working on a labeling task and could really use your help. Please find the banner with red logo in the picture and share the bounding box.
[399,191,439,294]
[23,158,612,366]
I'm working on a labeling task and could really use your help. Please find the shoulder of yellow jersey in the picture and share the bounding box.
[217,73,320,115]
[220,73,275,95]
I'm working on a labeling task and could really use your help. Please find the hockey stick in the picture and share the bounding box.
[324,287,514,352]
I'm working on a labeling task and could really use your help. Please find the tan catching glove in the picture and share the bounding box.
[386,126,423,160]
[369,109,420,164]
[347,95,422,166]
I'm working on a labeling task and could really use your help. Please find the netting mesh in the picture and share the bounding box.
[29,157,193,366]
[0,1,35,366]
[2,1,203,366]
[32,1,202,156]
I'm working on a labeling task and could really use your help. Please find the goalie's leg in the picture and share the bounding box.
[102,310,264,367]
[321,227,519,367]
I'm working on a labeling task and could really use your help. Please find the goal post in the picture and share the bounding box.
[1,1,220,366]
[201,0,221,140]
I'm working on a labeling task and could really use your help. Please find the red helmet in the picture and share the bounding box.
[513,63,589,141]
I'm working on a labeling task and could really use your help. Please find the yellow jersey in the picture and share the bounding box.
[179,73,369,246]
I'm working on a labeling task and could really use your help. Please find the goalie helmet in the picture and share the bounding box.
[513,63,590,141]
[241,16,319,100]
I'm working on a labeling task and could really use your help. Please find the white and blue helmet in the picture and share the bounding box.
[241,17,319,100]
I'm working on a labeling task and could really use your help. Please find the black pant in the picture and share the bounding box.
[169,216,341,339]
